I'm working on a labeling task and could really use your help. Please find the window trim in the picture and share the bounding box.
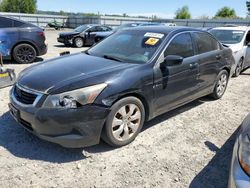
[164,32,195,59]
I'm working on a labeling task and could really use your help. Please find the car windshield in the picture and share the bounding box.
[74,25,89,32]
[210,29,245,44]
[87,30,167,64]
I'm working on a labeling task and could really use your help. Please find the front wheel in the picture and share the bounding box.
[73,37,84,48]
[210,70,229,99]
[102,97,145,147]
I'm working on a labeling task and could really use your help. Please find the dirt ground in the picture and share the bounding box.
[0,30,250,188]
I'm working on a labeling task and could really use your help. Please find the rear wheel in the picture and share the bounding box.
[74,37,84,48]
[102,97,145,147]
[13,44,37,64]
[210,70,229,99]
[233,58,244,77]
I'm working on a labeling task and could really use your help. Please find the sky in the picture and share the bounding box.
[37,0,248,18]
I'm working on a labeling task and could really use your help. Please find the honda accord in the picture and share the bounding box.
[9,26,234,148]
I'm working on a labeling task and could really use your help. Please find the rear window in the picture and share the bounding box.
[0,17,13,28]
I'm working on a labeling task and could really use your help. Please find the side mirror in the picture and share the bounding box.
[161,55,183,68]
[247,42,250,47]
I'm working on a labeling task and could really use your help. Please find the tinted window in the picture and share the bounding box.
[0,17,13,28]
[193,32,220,54]
[100,26,111,31]
[165,33,194,58]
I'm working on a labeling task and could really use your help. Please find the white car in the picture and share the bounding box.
[210,26,250,77]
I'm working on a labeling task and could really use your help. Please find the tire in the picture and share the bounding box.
[102,97,145,147]
[74,37,84,48]
[13,43,37,64]
[233,58,244,77]
[210,70,229,100]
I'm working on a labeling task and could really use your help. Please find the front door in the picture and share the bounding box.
[153,32,199,116]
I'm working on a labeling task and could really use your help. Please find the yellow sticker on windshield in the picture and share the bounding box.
[145,38,159,46]
[0,73,9,78]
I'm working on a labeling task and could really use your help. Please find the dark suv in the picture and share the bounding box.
[0,16,47,64]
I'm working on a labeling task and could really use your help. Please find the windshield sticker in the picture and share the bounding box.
[145,38,160,46]
[144,32,164,39]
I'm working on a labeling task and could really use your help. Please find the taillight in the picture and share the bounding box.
[38,31,45,39]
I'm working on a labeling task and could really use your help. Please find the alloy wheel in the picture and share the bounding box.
[216,73,228,97]
[111,104,142,141]
[16,46,35,63]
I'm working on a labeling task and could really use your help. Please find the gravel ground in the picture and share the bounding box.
[0,30,250,188]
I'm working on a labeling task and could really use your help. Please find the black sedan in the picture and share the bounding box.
[57,24,112,47]
[9,26,234,148]
[94,22,164,43]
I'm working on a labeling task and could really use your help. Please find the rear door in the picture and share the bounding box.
[0,17,19,57]
[153,32,200,115]
[191,32,222,94]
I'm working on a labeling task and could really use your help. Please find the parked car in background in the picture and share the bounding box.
[0,16,47,64]
[210,26,250,77]
[228,114,250,188]
[94,22,164,43]
[47,20,64,30]
[9,26,233,148]
[57,24,112,47]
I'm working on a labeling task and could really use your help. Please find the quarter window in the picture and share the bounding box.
[164,33,194,58]
[193,32,220,54]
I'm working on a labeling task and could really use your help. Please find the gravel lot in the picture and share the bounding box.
[0,30,250,188]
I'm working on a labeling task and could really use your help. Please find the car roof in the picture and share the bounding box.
[122,26,205,35]
[211,26,250,31]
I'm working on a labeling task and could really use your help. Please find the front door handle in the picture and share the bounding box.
[216,55,222,60]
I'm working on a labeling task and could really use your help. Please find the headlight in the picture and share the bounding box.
[43,83,107,108]
[238,133,250,175]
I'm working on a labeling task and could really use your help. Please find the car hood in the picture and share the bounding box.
[59,31,80,37]
[224,43,242,53]
[18,53,137,94]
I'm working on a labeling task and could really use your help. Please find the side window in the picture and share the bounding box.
[164,33,194,58]
[101,26,111,31]
[193,32,220,54]
[0,17,13,28]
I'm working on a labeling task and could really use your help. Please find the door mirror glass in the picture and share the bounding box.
[161,55,183,67]
[247,42,250,47]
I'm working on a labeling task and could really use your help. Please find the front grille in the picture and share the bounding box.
[14,85,38,105]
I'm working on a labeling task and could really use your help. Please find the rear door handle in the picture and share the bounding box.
[190,62,199,69]
[216,55,222,60]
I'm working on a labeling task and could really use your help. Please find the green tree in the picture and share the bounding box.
[175,6,191,19]
[215,7,236,18]
[0,0,37,13]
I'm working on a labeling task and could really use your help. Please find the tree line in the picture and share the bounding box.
[0,0,247,19]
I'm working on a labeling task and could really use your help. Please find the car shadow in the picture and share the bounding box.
[2,57,44,65]
[189,127,240,188]
[0,96,212,163]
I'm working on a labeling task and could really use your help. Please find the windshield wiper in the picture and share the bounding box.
[103,55,123,62]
